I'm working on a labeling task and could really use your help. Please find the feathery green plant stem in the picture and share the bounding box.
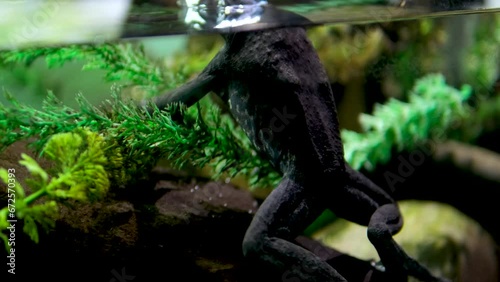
[23,189,46,206]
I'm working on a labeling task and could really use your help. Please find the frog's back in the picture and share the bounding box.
[222,27,346,176]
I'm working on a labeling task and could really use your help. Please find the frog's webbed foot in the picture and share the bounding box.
[243,176,348,282]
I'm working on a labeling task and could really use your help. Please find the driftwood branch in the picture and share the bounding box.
[433,140,500,184]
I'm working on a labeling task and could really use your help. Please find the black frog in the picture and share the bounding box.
[149,7,451,282]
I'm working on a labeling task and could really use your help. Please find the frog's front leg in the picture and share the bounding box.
[153,72,219,110]
[243,175,348,282]
[148,50,227,111]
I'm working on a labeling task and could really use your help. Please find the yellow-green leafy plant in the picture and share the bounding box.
[0,128,119,250]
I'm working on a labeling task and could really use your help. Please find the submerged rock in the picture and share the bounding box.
[312,200,500,282]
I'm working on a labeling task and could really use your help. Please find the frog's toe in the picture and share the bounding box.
[370,260,386,272]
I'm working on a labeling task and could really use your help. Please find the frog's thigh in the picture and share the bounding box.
[328,187,391,228]
[327,169,395,227]
[242,176,347,281]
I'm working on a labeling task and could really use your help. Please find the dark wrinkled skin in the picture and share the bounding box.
[151,27,451,282]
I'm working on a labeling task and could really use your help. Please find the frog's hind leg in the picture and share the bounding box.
[330,167,450,282]
[367,204,446,281]
[242,176,348,282]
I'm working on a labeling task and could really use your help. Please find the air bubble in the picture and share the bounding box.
[218,193,223,198]
[195,185,200,190]
[223,203,227,207]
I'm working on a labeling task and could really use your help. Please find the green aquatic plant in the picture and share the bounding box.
[0,88,278,188]
[0,42,180,98]
[342,74,473,171]
[0,128,114,250]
